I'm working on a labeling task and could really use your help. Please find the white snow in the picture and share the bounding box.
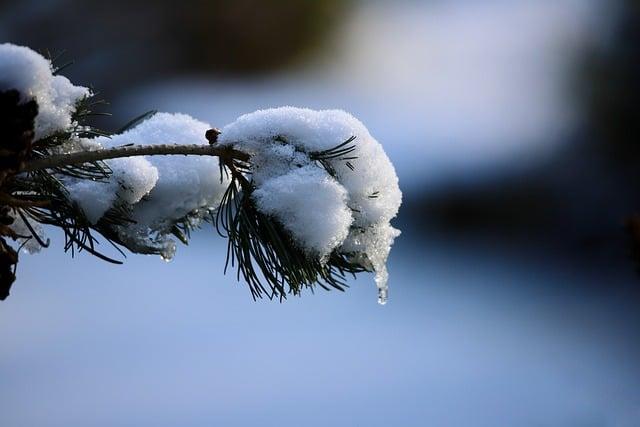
[65,155,159,224]
[101,113,229,230]
[70,113,230,259]
[252,165,352,255]
[0,43,90,139]
[66,179,118,225]
[60,136,159,224]
[219,107,402,302]
[59,113,228,260]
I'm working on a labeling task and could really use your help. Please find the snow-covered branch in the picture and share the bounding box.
[0,43,402,304]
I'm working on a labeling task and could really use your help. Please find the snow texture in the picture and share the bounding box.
[0,43,90,139]
[252,165,353,256]
[66,155,159,224]
[66,113,229,259]
[100,113,229,231]
[219,107,402,303]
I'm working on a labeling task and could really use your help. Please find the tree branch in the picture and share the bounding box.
[21,144,250,172]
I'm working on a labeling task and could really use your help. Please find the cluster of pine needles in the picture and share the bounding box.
[214,136,368,301]
[0,53,371,301]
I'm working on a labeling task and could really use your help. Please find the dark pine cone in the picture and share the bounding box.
[0,90,38,299]
[0,236,17,301]
[0,206,17,301]
[0,89,38,171]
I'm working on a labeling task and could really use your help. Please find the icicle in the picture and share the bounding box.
[375,267,389,305]
[377,287,388,305]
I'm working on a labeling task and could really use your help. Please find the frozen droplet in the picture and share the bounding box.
[160,241,176,262]
[375,267,389,305]
[377,286,388,305]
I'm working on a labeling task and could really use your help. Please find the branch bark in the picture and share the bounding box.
[21,144,250,172]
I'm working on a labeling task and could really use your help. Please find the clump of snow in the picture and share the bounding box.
[65,155,159,224]
[219,107,402,303]
[101,113,229,230]
[0,43,90,139]
[64,113,229,259]
[252,165,352,255]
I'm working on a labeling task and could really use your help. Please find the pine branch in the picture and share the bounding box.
[0,43,402,304]
[21,143,250,173]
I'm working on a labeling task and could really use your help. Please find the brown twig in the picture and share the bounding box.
[0,194,50,208]
[21,143,250,173]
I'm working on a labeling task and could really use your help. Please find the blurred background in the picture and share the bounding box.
[2,0,640,425]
